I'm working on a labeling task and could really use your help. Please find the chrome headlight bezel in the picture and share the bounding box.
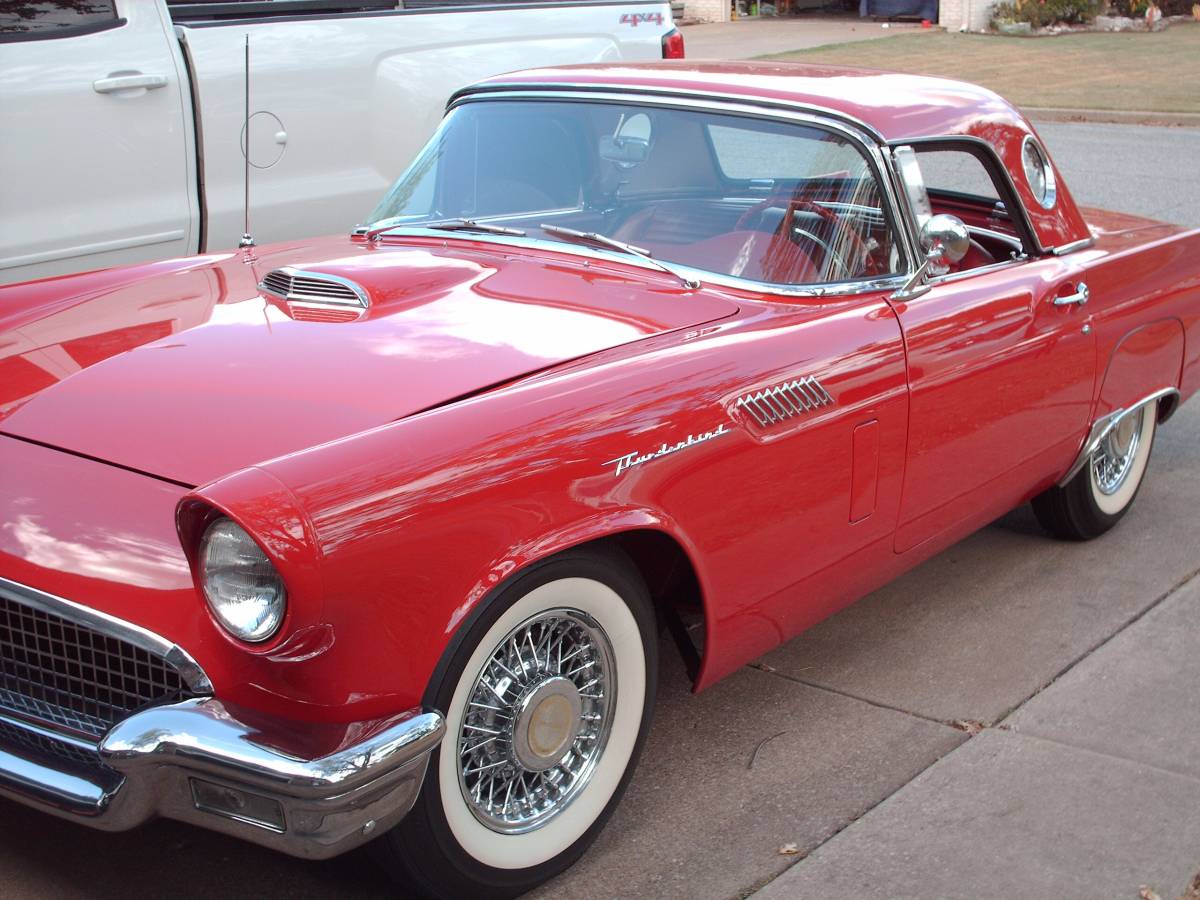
[199,518,288,644]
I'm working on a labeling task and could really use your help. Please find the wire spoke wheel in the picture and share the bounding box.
[456,609,616,834]
[1091,410,1144,496]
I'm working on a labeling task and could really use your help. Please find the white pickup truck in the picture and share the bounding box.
[0,0,681,284]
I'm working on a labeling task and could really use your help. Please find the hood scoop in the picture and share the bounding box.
[260,267,369,319]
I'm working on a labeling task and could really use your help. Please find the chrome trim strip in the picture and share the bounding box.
[0,576,213,695]
[449,81,889,144]
[0,708,100,753]
[380,227,912,299]
[1050,236,1096,257]
[1058,387,1180,487]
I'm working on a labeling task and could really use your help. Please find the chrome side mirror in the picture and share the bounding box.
[919,214,971,266]
[891,214,972,302]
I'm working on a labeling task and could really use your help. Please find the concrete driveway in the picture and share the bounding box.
[1,128,1197,900]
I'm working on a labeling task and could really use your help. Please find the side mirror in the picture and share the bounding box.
[892,214,972,302]
[919,213,971,266]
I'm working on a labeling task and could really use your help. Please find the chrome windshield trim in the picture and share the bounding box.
[1058,387,1181,487]
[448,82,888,144]
[374,227,912,298]
[380,90,920,293]
[0,576,213,696]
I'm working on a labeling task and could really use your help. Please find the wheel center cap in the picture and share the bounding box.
[1110,414,1138,458]
[512,676,582,771]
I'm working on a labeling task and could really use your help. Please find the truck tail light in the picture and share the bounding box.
[661,28,685,59]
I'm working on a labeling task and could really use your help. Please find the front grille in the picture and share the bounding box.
[0,594,192,740]
[0,718,99,766]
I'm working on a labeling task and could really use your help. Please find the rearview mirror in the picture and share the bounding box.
[600,112,652,168]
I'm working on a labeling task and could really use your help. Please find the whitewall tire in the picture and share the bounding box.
[372,547,657,899]
[1033,401,1158,540]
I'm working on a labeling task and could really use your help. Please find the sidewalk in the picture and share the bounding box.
[682,15,924,59]
[754,574,1200,899]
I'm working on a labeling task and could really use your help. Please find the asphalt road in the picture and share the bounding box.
[1034,121,1200,228]
[1,122,1197,898]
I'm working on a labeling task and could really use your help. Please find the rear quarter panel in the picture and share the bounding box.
[1078,223,1200,416]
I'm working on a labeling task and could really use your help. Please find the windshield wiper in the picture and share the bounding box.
[365,218,526,241]
[426,218,527,237]
[539,224,700,290]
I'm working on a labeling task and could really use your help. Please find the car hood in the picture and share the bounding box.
[0,236,738,486]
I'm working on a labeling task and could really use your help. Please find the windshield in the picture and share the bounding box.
[369,100,902,288]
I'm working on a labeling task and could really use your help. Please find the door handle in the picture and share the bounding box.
[1053,282,1089,307]
[93,73,168,94]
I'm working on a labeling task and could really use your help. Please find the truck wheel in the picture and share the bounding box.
[372,548,657,899]
[1032,401,1158,541]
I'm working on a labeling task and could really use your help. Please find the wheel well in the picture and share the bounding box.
[1158,391,1181,423]
[583,529,706,686]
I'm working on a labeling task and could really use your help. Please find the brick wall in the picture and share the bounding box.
[686,0,730,22]
[938,0,996,30]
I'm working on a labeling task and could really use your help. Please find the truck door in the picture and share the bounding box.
[0,1,196,284]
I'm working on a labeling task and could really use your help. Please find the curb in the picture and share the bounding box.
[1025,107,1200,128]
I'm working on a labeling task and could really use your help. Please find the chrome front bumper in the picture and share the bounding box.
[0,698,444,860]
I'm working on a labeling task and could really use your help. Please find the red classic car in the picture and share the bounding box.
[1,62,1197,898]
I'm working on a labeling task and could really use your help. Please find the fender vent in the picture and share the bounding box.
[260,268,369,309]
[736,376,833,427]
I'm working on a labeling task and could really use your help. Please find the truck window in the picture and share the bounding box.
[0,1,118,40]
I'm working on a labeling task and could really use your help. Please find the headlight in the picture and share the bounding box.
[199,518,287,643]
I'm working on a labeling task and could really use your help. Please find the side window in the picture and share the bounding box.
[903,143,1029,272]
[913,149,1001,205]
[0,2,118,40]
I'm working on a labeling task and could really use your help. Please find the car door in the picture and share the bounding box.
[887,143,1096,552]
[0,1,196,284]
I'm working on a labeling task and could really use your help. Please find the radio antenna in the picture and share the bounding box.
[238,34,255,249]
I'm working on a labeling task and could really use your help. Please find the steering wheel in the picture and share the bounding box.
[736,192,875,282]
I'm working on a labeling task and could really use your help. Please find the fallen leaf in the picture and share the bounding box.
[951,719,988,735]
[778,843,801,856]
[1138,886,1162,900]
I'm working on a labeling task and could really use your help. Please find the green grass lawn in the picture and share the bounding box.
[761,24,1200,113]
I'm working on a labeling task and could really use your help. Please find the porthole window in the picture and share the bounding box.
[1021,136,1056,209]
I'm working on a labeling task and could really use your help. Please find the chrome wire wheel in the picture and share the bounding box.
[456,608,616,834]
[1091,409,1144,497]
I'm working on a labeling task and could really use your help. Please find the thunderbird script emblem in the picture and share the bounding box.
[604,423,730,477]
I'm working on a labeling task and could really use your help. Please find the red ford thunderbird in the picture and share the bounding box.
[1,62,1197,898]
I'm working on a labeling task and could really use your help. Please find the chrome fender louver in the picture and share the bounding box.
[735,376,833,427]
[259,267,370,309]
